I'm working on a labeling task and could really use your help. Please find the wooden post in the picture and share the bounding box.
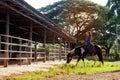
[4,9,9,67]
[68,42,70,49]
[9,38,12,60]
[43,30,46,47]
[19,39,22,65]
[34,42,37,62]
[43,30,46,62]
[0,36,1,53]
[59,38,62,61]
[29,23,33,64]
[52,34,55,61]
[64,41,67,60]
[67,42,71,54]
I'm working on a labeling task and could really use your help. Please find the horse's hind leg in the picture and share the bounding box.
[93,55,97,65]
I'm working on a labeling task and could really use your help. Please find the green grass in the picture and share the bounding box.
[12,61,120,80]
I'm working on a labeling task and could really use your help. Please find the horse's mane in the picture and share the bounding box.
[75,45,84,49]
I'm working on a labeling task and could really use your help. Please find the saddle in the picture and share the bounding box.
[85,43,95,55]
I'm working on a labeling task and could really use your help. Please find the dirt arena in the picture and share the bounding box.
[0,61,120,80]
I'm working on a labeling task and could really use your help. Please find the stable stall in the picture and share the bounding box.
[0,0,76,67]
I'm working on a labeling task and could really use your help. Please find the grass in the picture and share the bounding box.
[12,60,120,80]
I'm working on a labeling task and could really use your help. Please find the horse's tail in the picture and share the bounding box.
[94,45,104,65]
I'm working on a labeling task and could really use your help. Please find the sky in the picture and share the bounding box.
[24,0,108,9]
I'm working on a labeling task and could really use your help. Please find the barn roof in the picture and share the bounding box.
[0,0,76,43]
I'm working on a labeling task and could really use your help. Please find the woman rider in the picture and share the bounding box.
[85,31,92,54]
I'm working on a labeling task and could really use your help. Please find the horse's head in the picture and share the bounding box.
[66,52,73,63]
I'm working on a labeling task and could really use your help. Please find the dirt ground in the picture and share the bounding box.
[0,60,66,80]
[1,71,120,80]
[44,71,120,80]
[44,61,120,80]
[0,61,120,80]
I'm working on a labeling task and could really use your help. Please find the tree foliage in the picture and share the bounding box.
[106,0,120,18]
[105,0,120,57]
[39,0,120,55]
[39,0,106,43]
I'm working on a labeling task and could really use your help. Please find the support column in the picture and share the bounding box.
[9,38,12,60]
[43,30,46,47]
[53,35,55,44]
[29,23,33,64]
[0,36,1,52]
[4,9,9,67]
[66,41,71,53]
[19,39,22,65]
[34,42,38,62]
[43,30,46,62]
[59,37,62,61]
[68,42,70,49]
[52,34,55,61]
[64,41,67,59]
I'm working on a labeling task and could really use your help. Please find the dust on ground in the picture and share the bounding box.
[0,60,120,80]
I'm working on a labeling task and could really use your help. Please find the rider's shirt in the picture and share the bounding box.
[85,33,92,45]
[85,32,92,54]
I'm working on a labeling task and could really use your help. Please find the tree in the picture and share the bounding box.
[106,0,120,58]
[39,0,113,51]
[39,0,105,42]
[40,0,118,56]
[106,0,120,18]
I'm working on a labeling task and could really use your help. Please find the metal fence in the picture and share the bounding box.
[0,34,70,66]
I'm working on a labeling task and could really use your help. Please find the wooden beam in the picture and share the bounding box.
[0,36,1,51]
[68,42,71,49]
[0,19,40,36]
[29,24,33,40]
[29,23,33,64]
[43,29,46,47]
[0,1,75,43]
[4,9,9,67]
[43,30,46,62]
[53,34,55,45]
[64,41,67,55]
[59,38,62,61]
[0,2,48,29]
[34,42,38,62]
[19,39,22,65]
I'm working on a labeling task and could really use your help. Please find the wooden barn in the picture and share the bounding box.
[0,0,76,67]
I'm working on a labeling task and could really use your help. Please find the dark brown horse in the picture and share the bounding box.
[66,45,104,66]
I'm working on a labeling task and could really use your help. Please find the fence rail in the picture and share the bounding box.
[48,44,70,61]
[0,34,70,66]
[0,34,48,66]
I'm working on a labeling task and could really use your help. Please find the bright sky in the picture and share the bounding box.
[25,0,61,9]
[89,0,108,6]
[24,0,108,9]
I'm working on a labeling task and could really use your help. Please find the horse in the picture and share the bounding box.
[66,44,104,66]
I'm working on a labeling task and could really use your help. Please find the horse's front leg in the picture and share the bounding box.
[76,56,81,66]
[82,52,87,67]
[82,57,85,67]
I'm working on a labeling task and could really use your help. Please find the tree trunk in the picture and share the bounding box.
[105,48,110,56]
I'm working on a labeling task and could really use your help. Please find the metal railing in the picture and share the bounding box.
[0,34,48,66]
[0,34,70,66]
[48,44,70,61]
[0,34,34,64]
